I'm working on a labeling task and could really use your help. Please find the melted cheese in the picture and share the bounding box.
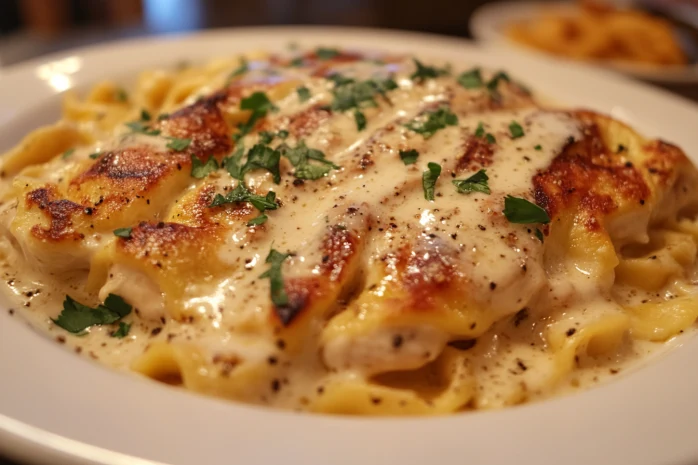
[1,48,698,415]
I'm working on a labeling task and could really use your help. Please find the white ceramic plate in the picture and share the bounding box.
[470,1,698,83]
[1,27,698,465]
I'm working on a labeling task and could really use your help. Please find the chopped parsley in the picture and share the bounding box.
[289,57,304,67]
[316,47,340,60]
[486,71,511,99]
[234,92,278,140]
[399,149,419,165]
[157,113,170,121]
[166,137,192,151]
[258,131,275,144]
[534,144,542,151]
[327,73,356,87]
[88,152,101,159]
[330,78,397,113]
[111,322,131,338]
[422,162,442,201]
[125,121,161,136]
[278,140,340,180]
[503,195,550,224]
[53,294,131,334]
[209,183,278,212]
[297,86,311,102]
[474,122,496,144]
[190,154,220,179]
[509,121,524,139]
[259,248,291,314]
[457,68,483,89]
[242,144,281,183]
[222,144,246,180]
[140,109,151,121]
[354,110,367,131]
[247,214,268,226]
[228,58,249,80]
[411,59,449,82]
[115,88,128,102]
[535,228,544,243]
[61,148,75,160]
[452,169,490,195]
[113,227,132,238]
[405,107,458,139]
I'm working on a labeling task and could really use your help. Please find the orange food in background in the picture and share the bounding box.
[506,1,687,66]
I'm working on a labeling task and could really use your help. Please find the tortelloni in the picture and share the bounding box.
[1,46,698,416]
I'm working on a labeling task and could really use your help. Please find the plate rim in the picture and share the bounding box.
[1,25,698,465]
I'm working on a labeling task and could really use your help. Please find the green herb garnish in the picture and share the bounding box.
[228,58,249,80]
[330,78,397,112]
[222,144,246,180]
[535,228,544,243]
[278,140,339,180]
[53,294,131,334]
[411,59,449,82]
[113,227,132,238]
[242,144,281,183]
[509,121,524,139]
[354,110,366,131]
[457,68,483,89]
[61,148,75,160]
[452,169,490,195]
[399,149,419,165]
[111,322,131,338]
[316,47,340,60]
[297,86,311,102]
[190,154,220,179]
[125,121,161,136]
[422,162,442,201]
[115,88,128,102]
[89,152,101,159]
[534,144,542,151]
[234,92,278,140]
[209,183,278,212]
[247,214,268,226]
[259,248,291,314]
[166,137,192,152]
[140,109,151,121]
[503,195,550,224]
[474,122,496,144]
[405,107,458,139]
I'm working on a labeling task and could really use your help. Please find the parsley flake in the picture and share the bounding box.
[534,144,542,151]
[399,149,419,165]
[190,155,220,179]
[125,121,161,136]
[140,109,151,121]
[354,110,367,131]
[474,122,496,144]
[422,162,442,201]
[289,57,304,67]
[330,78,396,112]
[411,59,449,82]
[405,107,458,139]
[243,144,281,183]
[228,58,249,80]
[297,86,311,102]
[234,92,278,140]
[89,152,101,159]
[222,144,245,180]
[111,322,131,338]
[316,47,340,60]
[113,227,132,238]
[458,68,483,89]
[259,249,291,318]
[535,228,544,243]
[53,294,132,334]
[61,148,75,160]
[166,137,192,152]
[209,183,278,212]
[509,121,525,139]
[247,214,268,226]
[452,169,490,195]
[503,195,550,224]
[278,140,339,180]
[115,88,128,102]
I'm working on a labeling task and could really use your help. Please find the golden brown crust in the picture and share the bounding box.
[456,135,495,173]
[158,98,232,157]
[534,115,650,230]
[26,186,85,241]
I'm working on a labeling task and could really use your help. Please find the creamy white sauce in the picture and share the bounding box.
[1,52,696,414]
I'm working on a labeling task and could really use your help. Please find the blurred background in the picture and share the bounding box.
[2,0,698,100]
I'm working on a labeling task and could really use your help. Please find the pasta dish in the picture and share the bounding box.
[506,2,687,66]
[1,46,697,415]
